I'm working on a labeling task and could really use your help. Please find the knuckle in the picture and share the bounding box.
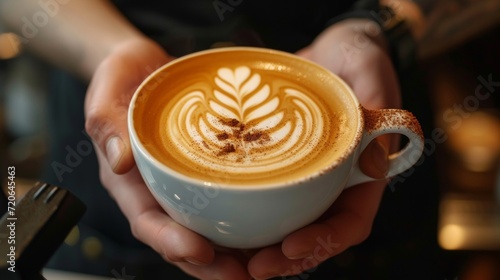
[129,217,142,241]
[162,252,179,264]
[84,110,113,145]
[129,215,177,263]
[129,222,142,245]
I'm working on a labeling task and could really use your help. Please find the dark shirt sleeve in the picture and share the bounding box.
[112,1,378,55]
[326,0,381,28]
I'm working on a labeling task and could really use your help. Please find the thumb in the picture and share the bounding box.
[85,96,134,174]
[84,39,172,174]
[84,62,137,174]
[358,138,389,179]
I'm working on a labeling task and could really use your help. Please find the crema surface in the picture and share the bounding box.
[133,49,358,186]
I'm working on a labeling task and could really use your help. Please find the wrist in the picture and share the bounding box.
[83,34,167,78]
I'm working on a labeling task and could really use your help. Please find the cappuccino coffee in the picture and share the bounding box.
[133,48,358,186]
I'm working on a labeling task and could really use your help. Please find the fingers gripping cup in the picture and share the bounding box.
[128,47,424,249]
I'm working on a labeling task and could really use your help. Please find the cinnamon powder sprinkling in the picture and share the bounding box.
[221,118,240,127]
[217,132,229,140]
[362,107,424,140]
[216,118,271,155]
[202,141,210,149]
[217,143,236,156]
[243,131,263,142]
[233,129,242,139]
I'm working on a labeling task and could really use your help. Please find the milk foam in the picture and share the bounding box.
[162,66,328,175]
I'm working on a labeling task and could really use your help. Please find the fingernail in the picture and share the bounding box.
[184,257,208,266]
[372,140,389,175]
[106,136,124,170]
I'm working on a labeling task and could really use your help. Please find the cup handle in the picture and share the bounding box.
[346,108,425,187]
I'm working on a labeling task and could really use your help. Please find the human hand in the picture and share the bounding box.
[246,19,401,279]
[85,19,401,279]
[84,38,255,279]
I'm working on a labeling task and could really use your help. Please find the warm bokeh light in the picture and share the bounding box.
[0,32,22,59]
[439,224,465,250]
[447,112,500,172]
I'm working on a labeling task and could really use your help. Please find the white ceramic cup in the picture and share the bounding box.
[128,47,424,249]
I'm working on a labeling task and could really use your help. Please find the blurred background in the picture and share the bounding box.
[1,5,500,280]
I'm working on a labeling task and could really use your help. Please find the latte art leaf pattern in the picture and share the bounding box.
[165,66,327,174]
[213,66,274,123]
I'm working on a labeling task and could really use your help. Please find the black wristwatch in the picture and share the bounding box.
[378,4,417,73]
